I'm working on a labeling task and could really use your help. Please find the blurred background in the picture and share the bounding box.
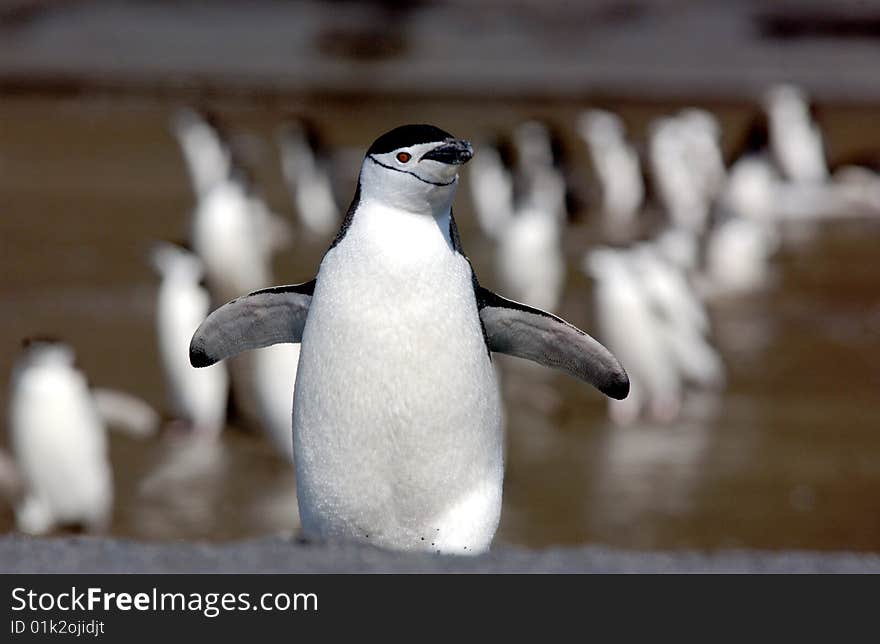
[1,0,879,552]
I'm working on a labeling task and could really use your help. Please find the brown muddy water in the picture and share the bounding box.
[1,95,879,551]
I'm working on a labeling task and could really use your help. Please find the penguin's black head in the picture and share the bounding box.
[360,124,473,213]
[367,124,473,165]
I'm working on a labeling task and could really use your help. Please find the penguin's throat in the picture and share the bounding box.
[361,188,456,220]
[351,200,456,260]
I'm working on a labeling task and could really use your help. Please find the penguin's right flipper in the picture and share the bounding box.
[190,280,315,367]
[476,286,629,400]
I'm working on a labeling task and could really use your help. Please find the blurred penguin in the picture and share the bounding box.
[761,84,830,244]
[495,121,568,312]
[655,227,701,274]
[584,236,725,425]
[764,84,828,184]
[171,108,232,201]
[728,107,880,226]
[277,119,341,238]
[705,155,781,296]
[577,109,644,236]
[190,168,281,304]
[632,243,725,390]
[631,243,708,336]
[719,154,779,226]
[171,108,292,303]
[584,249,682,425]
[648,116,712,234]
[496,171,567,312]
[511,120,569,211]
[7,340,113,535]
[172,110,298,462]
[193,174,298,462]
[468,137,515,241]
[704,215,780,297]
[151,241,229,436]
[678,108,727,206]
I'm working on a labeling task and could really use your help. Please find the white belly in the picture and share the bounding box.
[292,206,503,554]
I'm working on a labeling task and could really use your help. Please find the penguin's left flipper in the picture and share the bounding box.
[190,280,315,368]
[476,286,629,400]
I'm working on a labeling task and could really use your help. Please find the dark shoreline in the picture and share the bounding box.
[2,1,880,104]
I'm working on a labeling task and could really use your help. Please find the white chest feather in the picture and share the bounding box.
[292,202,503,554]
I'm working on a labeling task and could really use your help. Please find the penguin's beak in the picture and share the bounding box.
[421,139,474,165]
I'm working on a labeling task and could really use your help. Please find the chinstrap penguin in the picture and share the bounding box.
[190,124,629,554]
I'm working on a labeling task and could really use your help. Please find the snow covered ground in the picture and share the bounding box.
[2,535,879,573]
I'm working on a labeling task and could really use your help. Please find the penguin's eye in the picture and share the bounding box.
[396,152,412,163]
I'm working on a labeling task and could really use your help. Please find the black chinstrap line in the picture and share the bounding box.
[368,155,457,187]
